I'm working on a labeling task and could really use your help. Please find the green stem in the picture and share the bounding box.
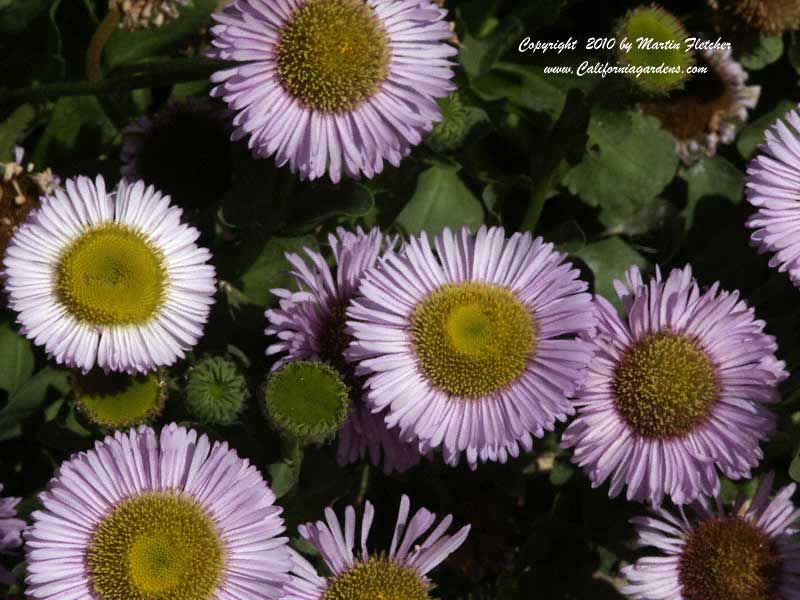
[0,58,230,106]
[86,8,121,81]
[519,162,567,233]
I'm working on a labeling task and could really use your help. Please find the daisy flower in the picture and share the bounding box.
[347,225,596,469]
[25,424,291,600]
[266,227,422,474]
[208,0,458,182]
[622,472,800,600]
[0,485,24,585]
[283,495,470,600]
[3,176,216,374]
[562,265,788,506]
[746,104,800,287]
[639,44,760,164]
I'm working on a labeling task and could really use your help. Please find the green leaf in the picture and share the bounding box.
[739,34,784,71]
[563,109,679,229]
[396,163,484,235]
[268,438,304,499]
[574,237,648,309]
[681,156,744,228]
[283,182,375,235]
[473,63,571,119]
[0,367,70,438]
[0,104,35,161]
[791,448,800,482]
[737,100,796,160]
[0,0,52,34]
[459,16,524,80]
[232,235,317,306]
[0,323,34,395]
[104,0,218,70]
[31,95,117,169]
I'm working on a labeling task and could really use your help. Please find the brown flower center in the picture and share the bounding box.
[679,517,783,600]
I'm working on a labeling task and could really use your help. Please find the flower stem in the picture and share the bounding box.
[86,8,121,81]
[519,162,568,233]
[0,58,229,107]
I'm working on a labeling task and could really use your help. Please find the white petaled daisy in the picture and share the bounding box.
[25,424,291,600]
[622,472,800,600]
[347,226,596,469]
[562,265,788,506]
[283,495,470,600]
[3,176,216,374]
[208,0,458,182]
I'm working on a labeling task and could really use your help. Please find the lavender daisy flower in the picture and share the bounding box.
[283,495,470,600]
[266,227,422,474]
[208,0,457,182]
[746,105,800,287]
[3,176,216,374]
[562,265,787,506]
[0,485,24,585]
[25,424,291,600]
[622,472,800,600]
[639,45,760,164]
[347,226,596,469]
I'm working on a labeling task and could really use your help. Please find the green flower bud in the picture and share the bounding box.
[186,356,250,426]
[617,5,693,95]
[263,361,350,445]
[427,93,475,152]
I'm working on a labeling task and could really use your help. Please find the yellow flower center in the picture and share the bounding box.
[679,517,783,600]
[323,556,430,600]
[87,492,225,600]
[276,0,390,112]
[56,223,167,326]
[411,282,536,398]
[613,332,719,438]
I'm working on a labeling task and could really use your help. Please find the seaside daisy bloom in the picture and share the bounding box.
[745,105,800,288]
[347,226,596,469]
[639,45,760,164]
[266,227,422,474]
[120,98,233,210]
[622,472,800,600]
[562,265,788,506]
[208,0,458,182]
[283,495,470,600]
[3,176,216,374]
[0,485,25,585]
[25,424,291,600]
